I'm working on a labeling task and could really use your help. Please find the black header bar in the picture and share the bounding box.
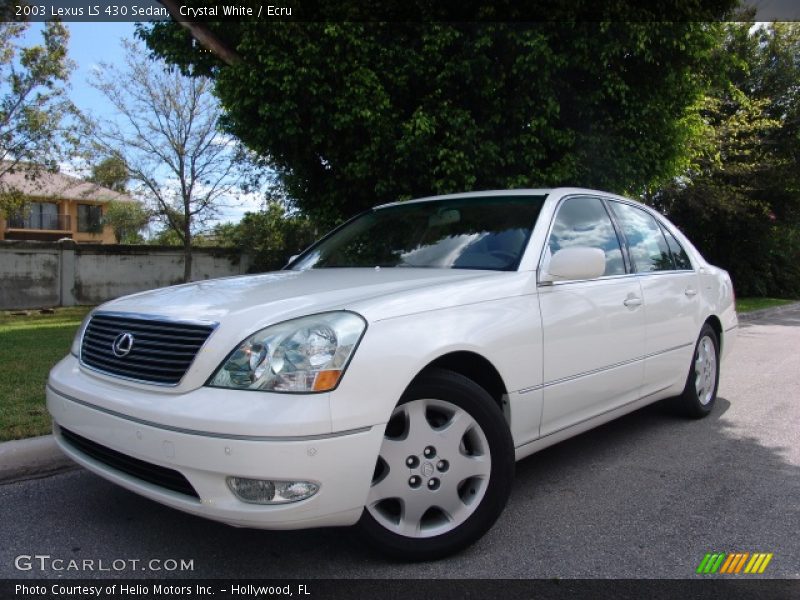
[3,0,800,23]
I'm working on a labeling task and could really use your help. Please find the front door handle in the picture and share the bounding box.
[623,296,642,308]
[685,288,698,297]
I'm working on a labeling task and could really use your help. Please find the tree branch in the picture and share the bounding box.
[157,0,242,66]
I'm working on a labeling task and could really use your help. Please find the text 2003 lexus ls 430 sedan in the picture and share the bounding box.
[47,188,737,559]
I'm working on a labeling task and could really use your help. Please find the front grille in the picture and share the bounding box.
[80,313,215,385]
[60,427,200,499]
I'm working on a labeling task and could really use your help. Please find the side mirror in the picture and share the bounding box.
[541,247,606,283]
[283,254,300,270]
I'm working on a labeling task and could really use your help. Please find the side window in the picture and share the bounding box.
[548,196,625,276]
[660,225,693,270]
[610,202,674,272]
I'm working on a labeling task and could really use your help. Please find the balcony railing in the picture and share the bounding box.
[6,214,71,231]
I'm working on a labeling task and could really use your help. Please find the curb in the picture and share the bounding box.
[0,434,77,484]
[737,301,800,322]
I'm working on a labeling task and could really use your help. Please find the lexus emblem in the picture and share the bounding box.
[112,332,135,357]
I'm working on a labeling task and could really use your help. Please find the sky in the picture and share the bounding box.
[20,21,263,228]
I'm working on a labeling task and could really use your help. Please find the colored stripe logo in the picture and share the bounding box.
[696,552,773,574]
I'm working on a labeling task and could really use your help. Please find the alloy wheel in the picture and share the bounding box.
[694,335,718,405]
[367,398,491,538]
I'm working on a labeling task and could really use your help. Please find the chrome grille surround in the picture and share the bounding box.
[79,311,218,386]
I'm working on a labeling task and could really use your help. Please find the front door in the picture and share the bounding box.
[538,196,646,437]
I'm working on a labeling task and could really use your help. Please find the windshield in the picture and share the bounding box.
[290,195,547,271]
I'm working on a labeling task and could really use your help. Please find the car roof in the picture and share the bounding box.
[373,188,644,209]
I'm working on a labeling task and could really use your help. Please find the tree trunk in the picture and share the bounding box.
[157,0,242,66]
[183,226,192,283]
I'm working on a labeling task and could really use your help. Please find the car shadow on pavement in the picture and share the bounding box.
[501,396,799,577]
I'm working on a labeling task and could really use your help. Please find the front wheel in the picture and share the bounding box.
[358,368,514,560]
[675,323,720,418]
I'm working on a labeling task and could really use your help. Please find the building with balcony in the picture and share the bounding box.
[0,167,137,244]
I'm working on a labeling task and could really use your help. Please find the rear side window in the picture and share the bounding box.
[609,202,674,272]
[660,225,693,270]
[548,196,625,276]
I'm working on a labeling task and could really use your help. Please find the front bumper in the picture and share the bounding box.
[47,375,384,530]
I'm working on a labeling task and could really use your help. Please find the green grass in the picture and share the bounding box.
[0,306,92,442]
[736,297,796,314]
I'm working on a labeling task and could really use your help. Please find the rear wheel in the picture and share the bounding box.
[358,368,514,560]
[675,323,720,418]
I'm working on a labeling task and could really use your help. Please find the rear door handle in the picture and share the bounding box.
[685,288,698,297]
[623,296,642,308]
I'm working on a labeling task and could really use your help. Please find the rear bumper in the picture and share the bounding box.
[722,322,738,362]
[48,384,384,530]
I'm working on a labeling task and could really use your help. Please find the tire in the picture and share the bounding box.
[358,368,514,560]
[675,323,720,418]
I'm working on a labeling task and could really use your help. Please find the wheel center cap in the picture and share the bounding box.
[421,462,434,477]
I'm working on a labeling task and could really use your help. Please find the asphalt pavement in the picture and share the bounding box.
[1,307,798,579]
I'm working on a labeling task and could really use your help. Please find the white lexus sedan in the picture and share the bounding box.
[47,188,737,559]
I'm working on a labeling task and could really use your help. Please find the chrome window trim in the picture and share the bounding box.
[542,269,700,288]
[537,193,697,286]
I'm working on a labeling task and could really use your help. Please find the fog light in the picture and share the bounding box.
[226,477,319,504]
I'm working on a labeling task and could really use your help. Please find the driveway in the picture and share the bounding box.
[1,307,799,579]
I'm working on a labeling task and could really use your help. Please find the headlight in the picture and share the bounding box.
[70,310,95,358]
[208,312,366,393]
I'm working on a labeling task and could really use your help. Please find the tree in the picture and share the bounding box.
[213,200,316,272]
[650,92,789,296]
[149,225,183,246]
[141,3,736,228]
[649,23,800,297]
[751,23,800,229]
[0,21,80,216]
[103,200,150,244]
[90,155,129,193]
[88,39,254,282]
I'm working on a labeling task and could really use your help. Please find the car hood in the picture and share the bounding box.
[89,267,535,394]
[100,268,519,326]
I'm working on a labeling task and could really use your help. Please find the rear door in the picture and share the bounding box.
[608,201,701,397]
